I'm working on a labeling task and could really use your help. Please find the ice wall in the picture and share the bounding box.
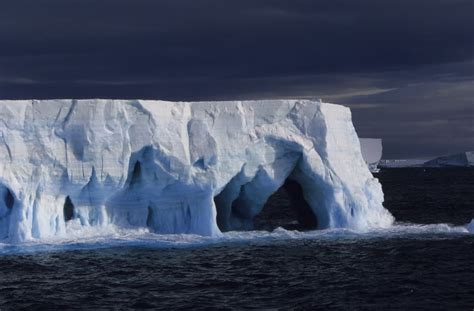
[0,99,393,242]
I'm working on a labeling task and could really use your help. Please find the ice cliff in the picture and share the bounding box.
[0,99,393,242]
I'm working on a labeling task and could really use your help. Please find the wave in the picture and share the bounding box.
[0,221,472,256]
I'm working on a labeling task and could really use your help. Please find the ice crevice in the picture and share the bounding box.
[0,99,394,243]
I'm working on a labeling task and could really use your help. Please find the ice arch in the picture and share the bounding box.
[254,179,318,231]
[0,99,393,242]
[216,172,319,232]
[214,145,335,232]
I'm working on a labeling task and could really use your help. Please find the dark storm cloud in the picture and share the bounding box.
[0,0,473,158]
[341,75,474,159]
[1,0,473,81]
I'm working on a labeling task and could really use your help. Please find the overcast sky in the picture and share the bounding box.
[0,0,472,158]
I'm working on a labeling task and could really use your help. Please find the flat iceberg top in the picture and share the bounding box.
[0,99,393,242]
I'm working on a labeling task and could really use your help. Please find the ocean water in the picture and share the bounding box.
[1,168,473,309]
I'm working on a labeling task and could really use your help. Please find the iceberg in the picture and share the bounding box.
[360,138,382,173]
[467,219,474,233]
[378,159,427,168]
[424,151,474,167]
[0,99,393,242]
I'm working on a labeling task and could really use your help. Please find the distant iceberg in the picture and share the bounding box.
[467,219,474,233]
[0,99,394,242]
[379,159,427,168]
[360,138,382,172]
[424,151,474,167]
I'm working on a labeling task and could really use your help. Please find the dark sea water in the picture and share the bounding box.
[379,167,474,225]
[1,168,474,310]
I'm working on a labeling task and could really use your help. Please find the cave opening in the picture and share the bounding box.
[253,179,318,231]
[63,196,75,222]
[146,206,154,228]
[215,177,318,232]
[130,161,142,186]
[3,188,14,210]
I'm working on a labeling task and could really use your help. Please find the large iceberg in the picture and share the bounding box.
[0,99,393,242]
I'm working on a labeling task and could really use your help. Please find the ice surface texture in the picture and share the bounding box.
[0,99,393,242]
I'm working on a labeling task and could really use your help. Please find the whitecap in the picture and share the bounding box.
[0,221,471,256]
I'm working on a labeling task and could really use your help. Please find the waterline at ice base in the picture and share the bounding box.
[0,99,396,244]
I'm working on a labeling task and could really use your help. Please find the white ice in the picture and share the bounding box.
[0,99,394,243]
